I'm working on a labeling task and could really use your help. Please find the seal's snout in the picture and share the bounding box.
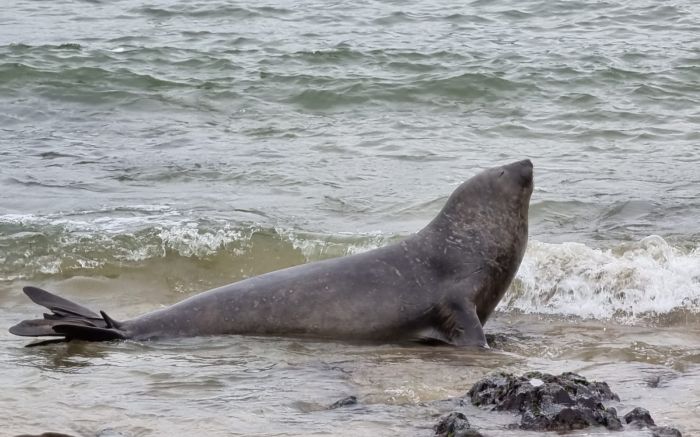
[517,159,533,185]
[517,159,533,169]
[504,159,533,187]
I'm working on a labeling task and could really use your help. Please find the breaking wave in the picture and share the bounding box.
[504,236,700,324]
[1,212,698,323]
[0,212,394,284]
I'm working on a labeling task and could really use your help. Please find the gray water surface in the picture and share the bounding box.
[1,0,699,435]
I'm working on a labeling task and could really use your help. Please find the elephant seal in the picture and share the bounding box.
[10,159,533,347]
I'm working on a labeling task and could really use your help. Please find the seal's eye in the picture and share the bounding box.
[499,170,505,177]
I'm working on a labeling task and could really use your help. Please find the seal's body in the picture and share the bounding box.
[10,160,533,347]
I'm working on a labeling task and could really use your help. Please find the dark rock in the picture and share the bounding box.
[468,371,621,431]
[623,407,683,436]
[624,407,656,427]
[328,395,357,409]
[601,407,623,431]
[433,412,484,437]
[650,425,683,437]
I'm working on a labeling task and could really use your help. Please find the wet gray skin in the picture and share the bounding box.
[11,160,533,347]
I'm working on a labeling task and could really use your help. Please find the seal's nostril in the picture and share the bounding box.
[517,160,533,184]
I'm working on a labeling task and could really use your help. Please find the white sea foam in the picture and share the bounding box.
[276,227,392,260]
[503,235,700,321]
[156,223,251,258]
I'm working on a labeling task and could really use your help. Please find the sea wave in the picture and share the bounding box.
[2,32,696,117]
[504,236,700,323]
[0,213,394,283]
[1,213,697,323]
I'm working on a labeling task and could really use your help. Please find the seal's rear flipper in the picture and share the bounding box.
[23,285,107,318]
[9,286,126,346]
[53,323,125,341]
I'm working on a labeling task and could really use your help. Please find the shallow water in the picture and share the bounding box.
[3,297,698,436]
[1,0,699,435]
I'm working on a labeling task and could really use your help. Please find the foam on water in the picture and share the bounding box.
[506,236,700,322]
[157,223,252,258]
[275,227,393,259]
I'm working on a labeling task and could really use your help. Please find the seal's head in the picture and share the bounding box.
[436,159,533,237]
[423,159,534,321]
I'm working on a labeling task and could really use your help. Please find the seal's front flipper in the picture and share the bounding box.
[9,286,126,346]
[453,304,489,348]
[433,301,488,348]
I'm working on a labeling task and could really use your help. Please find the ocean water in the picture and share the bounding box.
[1,0,699,435]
